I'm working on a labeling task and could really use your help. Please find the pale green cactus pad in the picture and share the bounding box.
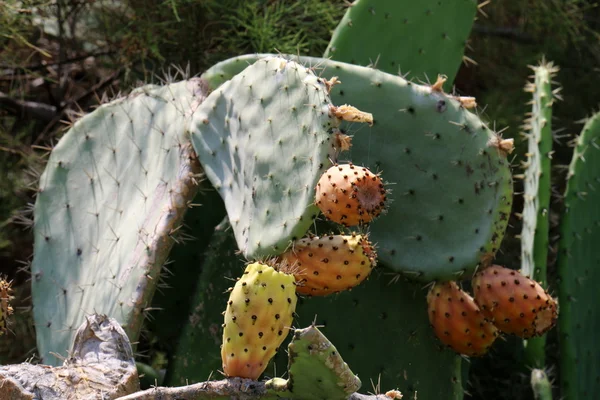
[31,79,207,365]
[189,56,359,259]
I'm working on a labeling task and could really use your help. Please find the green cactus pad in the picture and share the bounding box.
[203,54,513,281]
[557,111,600,399]
[190,56,345,259]
[521,62,559,284]
[324,0,477,86]
[520,61,560,369]
[31,79,207,365]
[266,325,361,400]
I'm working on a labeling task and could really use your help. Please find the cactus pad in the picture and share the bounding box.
[557,111,600,399]
[31,79,207,364]
[190,56,360,259]
[203,54,514,281]
[267,325,362,399]
[521,62,560,284]
[324,0,478,86]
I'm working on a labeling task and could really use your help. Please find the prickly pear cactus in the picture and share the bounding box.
[266,325,362,400]
[189,56,368,259]
[203,54,514,282]
[557,111,600,399]
[520,61,560,285]
[324,0,478,86]
[519,61,560,368]
[31,79,207,364]
[167,226,460,399]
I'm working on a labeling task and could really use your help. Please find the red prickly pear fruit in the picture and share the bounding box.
[427,281,499,356]
[315,163,386,226]
[221,262,297,380]
[472,265,558,338]
[279,233,376,296]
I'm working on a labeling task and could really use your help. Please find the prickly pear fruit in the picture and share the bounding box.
[0,279,13,335]
[427,281,498,356]
[472,265,558,338]
[315,163,386,226]
[221,262,297,380]
[280,234,376,296]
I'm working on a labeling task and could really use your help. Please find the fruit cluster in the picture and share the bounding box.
[427,265,558,357]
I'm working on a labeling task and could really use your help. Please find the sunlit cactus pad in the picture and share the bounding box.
[31,79,206,364]
[190,56,346,259]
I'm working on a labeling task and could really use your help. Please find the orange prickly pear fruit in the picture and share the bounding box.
[427,281,498,356]
[315,163,386,226]
[472,265,558,338]
[221,262,297,380]
[280,233,376,296]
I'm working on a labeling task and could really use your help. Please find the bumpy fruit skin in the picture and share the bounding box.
[315,163,386,226]
[472,265,558,338]
[221,263,297,380]
[427,281,498,356]
[0,279,13,335]
[280,234,376,296]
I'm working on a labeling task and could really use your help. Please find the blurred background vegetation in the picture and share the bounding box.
[0,0,598,398]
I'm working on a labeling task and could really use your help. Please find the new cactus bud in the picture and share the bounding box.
[472,265,558,338]
[221,262,297,380]
[427,281,498,356]
[315,163,386,226]
[0,278,13,335]
[280,234,376,296]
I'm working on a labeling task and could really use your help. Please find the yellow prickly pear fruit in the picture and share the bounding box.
[221,263,297,380]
